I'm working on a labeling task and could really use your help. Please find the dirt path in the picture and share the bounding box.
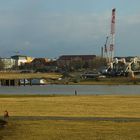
[1,116,140,122]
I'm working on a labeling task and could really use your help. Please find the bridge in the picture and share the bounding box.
[0,72,62,86]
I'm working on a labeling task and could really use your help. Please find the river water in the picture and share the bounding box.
[0,85,140,95]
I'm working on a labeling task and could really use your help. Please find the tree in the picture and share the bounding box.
[0,60,4,70]
[89,57,107,70]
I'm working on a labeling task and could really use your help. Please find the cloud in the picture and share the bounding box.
[114,14,140,56]
[0,10,111,55]
[119,14,140,25]
[0,4,140,57]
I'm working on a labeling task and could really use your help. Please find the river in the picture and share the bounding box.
[0,85,140,95]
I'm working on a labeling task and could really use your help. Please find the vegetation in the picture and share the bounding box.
[59,57,107,72]
[78,77,140,85]
[0,95,140,117]
[0,95,140,140]
[0,60,4,70]
[0,72,62,80]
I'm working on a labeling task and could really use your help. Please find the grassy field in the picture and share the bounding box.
[0,95,140,140]
[0,72,62,80]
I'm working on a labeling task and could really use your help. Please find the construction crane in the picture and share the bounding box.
[109,8,116,62]
[103,9,116,63]
[104,9,116,70]
[104,36,109,61]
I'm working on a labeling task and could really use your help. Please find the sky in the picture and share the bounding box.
[0,0,140,58]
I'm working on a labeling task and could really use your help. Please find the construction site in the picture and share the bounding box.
[101,8,140,78]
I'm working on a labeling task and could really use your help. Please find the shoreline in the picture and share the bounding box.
[52,77,140,85]
[0,94,140,98]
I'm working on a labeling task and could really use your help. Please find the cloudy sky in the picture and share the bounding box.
[0,0,140,58]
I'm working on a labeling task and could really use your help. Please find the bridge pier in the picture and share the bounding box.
[0,79,20,86]
[29,79,32,86]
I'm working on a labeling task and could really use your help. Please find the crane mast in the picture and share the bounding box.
[103,9,116,63]
[104,36,109,61]
[109,8,116,62]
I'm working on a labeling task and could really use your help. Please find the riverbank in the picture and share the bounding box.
[0,72,62,80]
[57,77,140,85]
[0,72,140,85]
[0,95,140,140]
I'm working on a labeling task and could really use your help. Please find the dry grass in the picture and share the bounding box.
[0,95,140,117]
[1,120,140,140]
[0,95,140,140]
[0,72,62,79]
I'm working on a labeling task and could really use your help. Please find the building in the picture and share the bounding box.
[26,57,34,63]
[22,58,58,72]
[0,58,16,69]
[57,55,96,67]
[11,55,34,66]
[30,58,49,68]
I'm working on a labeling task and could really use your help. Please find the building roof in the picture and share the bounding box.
[11,55,28,59]
[31,58,49,64]
[58,55,96,60]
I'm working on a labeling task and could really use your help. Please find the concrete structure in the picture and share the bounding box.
[0,78,47,86]
[1,79,20,86]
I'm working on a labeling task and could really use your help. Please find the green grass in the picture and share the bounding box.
[0,95,140,140]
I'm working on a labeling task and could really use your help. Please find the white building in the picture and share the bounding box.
[0,58,16,69]
[11,55,29,66]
